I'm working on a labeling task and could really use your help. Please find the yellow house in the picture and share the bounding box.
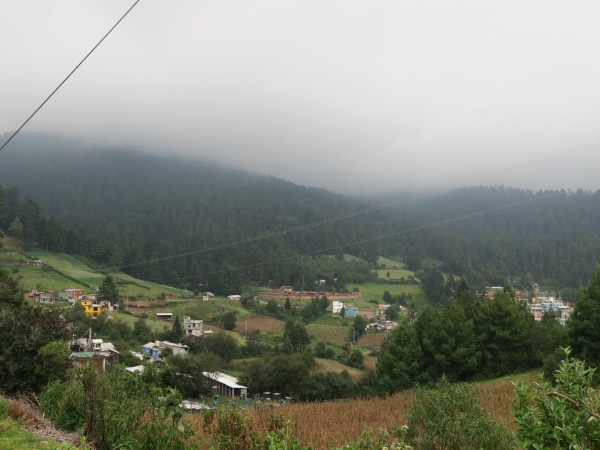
[80,300,106,319]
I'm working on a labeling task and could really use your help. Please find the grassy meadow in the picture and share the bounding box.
[375,256,415,279]
[2,247,188,299]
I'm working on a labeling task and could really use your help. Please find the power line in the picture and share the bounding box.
[155,191,561,284]
[0,0,142,154]
[119,138,600,272]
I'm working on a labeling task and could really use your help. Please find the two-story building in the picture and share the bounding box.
[183,316,203,336]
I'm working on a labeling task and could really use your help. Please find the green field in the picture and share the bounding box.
[0,243,432,354]
[2,249,188,299]
[352,282,429,309]
[375,256,415,279]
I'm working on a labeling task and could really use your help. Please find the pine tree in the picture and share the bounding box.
[0,266,22,308]
[97,275,119,305]
[568,265,600,370]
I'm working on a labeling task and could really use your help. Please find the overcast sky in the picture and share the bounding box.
[2,1,600,195]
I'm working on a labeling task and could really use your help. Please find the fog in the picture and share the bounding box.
[2,1,600,195]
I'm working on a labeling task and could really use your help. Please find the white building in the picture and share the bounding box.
[332,300,344,315]
[183,316,203,336]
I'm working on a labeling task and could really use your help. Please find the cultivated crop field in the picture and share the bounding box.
[240,315,285,334]
[313,358,364,380]
[306,323,349,347]
[357,331,387,348]
[187,371,540,449]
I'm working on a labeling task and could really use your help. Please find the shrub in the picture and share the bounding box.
[40,380,85,432]
[513,347,600,449]
[407,376,517,450]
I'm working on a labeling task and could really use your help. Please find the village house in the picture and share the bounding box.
[70,331,119,373]
[332,300,344,315]
[80,300,106,319]
[203,371,247,399]
[227,294,241,301]
[345,305,359,318]
[183,316,203,336]
[141,340,188,360]
[21,258,43,266]
[37,292,55,304]
[59,288,84,302]
[376,304,391,317]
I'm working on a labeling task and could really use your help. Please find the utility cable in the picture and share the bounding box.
[0,0,142,153]
[156,191,560,284]
[120,139,600,271]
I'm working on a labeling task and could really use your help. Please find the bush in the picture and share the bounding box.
[41,366,190,450]
[407,376,517,450]
[513,347,600,449]
[40,380,85,432]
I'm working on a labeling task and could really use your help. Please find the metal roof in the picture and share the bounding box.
[202,371,247,389]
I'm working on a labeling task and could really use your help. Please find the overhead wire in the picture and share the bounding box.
[155,191,561,284]
[1,0,598,285]
[0,0,142,154]
[129,139,600,277]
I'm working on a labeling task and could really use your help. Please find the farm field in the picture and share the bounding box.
[186,371,539,449]
[307,323,349,347]
[313,358,365,380]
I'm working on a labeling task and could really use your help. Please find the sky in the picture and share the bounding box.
[2,1,600,195]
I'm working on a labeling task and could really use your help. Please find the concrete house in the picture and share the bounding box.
[183,316,203,337]
[142,340,188,360]
[38,292,55,304]
[59,288,84,302]
[332,300,344,315]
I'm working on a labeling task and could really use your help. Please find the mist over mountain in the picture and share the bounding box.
[1,132,599,293]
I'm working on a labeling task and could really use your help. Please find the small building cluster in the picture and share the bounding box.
[29,286,118,319]
[528,296,572,325]
[69,330,119,373]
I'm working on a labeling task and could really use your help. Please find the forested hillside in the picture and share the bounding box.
[397,187,600,291]
[0,133,411,292]
[1,132,600,293]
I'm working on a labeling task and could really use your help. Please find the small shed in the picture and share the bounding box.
[203,371,247,399]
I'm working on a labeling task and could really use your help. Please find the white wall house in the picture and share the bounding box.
[183,316,203,336]
[332,300,344,315]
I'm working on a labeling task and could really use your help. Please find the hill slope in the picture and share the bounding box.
[2,132,600,291]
